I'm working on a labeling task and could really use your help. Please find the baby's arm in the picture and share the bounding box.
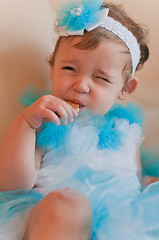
[0,95,77,191]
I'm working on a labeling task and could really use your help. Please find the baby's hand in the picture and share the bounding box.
[22,95,78,129]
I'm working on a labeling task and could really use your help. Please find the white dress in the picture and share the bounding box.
[1,105,159,240]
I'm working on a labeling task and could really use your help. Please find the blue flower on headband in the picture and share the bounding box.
[56,0,109,36]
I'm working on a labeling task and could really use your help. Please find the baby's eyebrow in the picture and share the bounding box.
[61,59,76,64]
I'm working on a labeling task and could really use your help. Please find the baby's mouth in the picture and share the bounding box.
[65,100,86,113]
[65,100,80,112]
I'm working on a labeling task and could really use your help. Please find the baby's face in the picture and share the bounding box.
[51,37,129,115]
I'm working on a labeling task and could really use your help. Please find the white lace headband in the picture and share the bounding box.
[100,15,141,76]
[56,2,141,76]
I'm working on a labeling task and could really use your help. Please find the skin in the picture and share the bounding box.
[0,36,139,240]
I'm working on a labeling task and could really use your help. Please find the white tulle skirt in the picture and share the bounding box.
[1,110,159,239]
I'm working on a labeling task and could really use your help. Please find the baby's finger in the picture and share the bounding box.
[62,105,76,123]
[42,108,61,126]
[65,101,79,116]
[57,103,78,123]
[54,105,70,125]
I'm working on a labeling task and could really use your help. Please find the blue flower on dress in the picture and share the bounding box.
[98,117,124,150]
[37,122,71,149]
[56,0,109,36]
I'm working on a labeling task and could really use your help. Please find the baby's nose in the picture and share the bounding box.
[73,76,90,94]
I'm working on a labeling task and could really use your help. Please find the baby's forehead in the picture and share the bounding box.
[57,38,128,70]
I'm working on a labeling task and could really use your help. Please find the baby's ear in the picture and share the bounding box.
[118,78,138,100]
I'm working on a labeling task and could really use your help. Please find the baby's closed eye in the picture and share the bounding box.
[95,76,112,84]
[62,66,75,71]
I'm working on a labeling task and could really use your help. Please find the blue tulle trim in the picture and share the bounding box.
[37,116,125,151]
[98,117,125,150]
[98,103,144,150]
[38,103,143,151]
[18,85,51,107]
[37,122,71,149]
[0,189,43,224]
[19,86,143,151]
[106,103,144,127]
